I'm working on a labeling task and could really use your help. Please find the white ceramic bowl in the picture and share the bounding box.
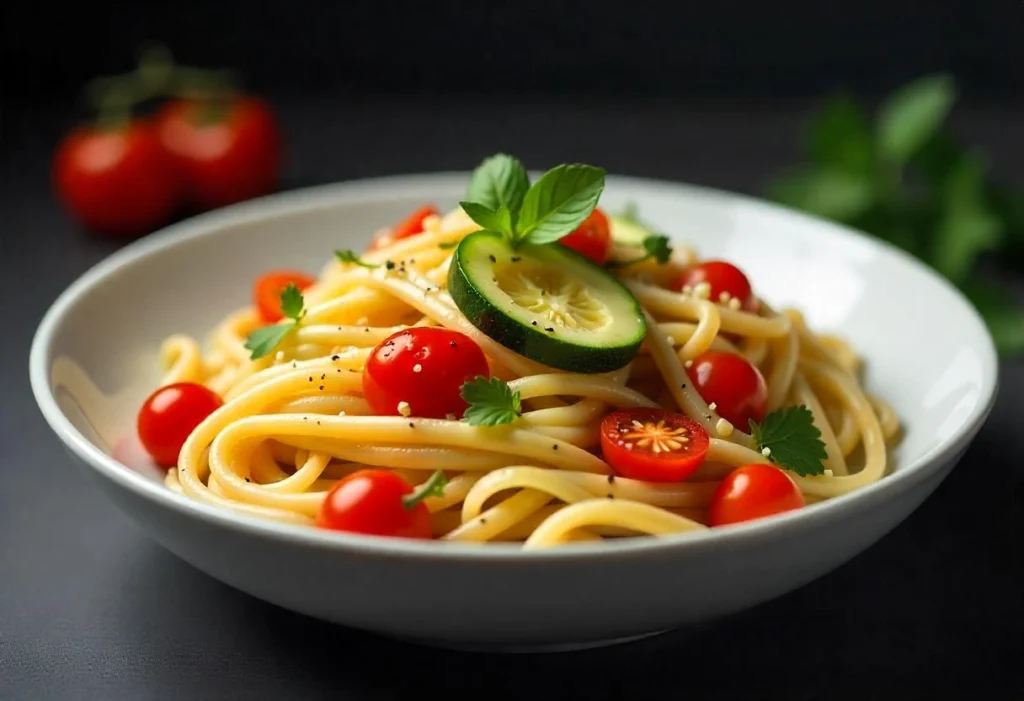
[30,173,998,650]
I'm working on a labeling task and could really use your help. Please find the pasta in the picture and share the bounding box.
[140,164,901,549]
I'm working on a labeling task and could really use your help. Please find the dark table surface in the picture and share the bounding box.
[2,96,1022,700]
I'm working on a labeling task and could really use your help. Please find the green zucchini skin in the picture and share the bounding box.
[447,231,647,374]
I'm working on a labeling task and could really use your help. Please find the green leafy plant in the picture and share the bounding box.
[766,74,1024,355]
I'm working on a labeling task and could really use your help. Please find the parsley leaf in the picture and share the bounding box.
[243,283,306,360]
[459,201,514,236]
[607,234,674,268]
[877,74,955,165]
[466,153,530,214]
[749,406,827,477]
[516,164,606,246]
[401,469,448,510]
[459,376,522,426]
[335,249,381,268]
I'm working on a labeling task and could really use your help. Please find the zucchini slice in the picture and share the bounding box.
[448,232,647,373]
[609,213,652,246]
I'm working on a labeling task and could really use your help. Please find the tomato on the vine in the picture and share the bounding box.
[137,382,223,467]
[254,270,316,323]
[686,350,768,429]
[52,120,181,237]
[671,260,758,312]
[559,208,612,265]
[316,469,444,538]
[155,96,282,210]
[709,463,806,526]
[600,407,710,482]
[362,327,490,419]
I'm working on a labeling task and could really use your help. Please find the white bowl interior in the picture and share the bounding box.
[35,173,997,535]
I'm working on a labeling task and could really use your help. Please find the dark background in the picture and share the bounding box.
[2,3,1023,700]
[4,1,1023,103]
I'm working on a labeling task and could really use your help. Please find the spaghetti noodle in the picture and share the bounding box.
[142,168,900,549]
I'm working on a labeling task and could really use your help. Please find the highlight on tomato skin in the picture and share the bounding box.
[599,407,710,482]
[362,327,490,419]
[708,463,806,527]
[315,469,437,539]
[686,350,768,430]
[137,382,224,468]
[253,270,316,323]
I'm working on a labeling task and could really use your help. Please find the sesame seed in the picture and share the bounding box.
[708,402,717,411]
[681,284,693,294]
[397,401,411,417]
[275,351,285,362]
[413,364,423,373]
[693,282,712,299]
[824,468,834,477]
[761,447,772,457]
[719,291,732,303]
[728,297,742,311]
[339,411,347,416]
[684,360,693,368]
[715,418,734,437]
[666,336,675,346]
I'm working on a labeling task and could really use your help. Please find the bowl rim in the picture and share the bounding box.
[29,171,1000,562]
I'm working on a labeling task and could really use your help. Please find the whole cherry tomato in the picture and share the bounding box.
[671,260,758,312]
[52,120,181,237]
[316,469,444,538]
[137,382,224,467]
[709,463,806,526]
[686,350,768,429]
[155,96,282,210]
[600,407,710,482]
[559,208,612,265]
[362,327,490,419]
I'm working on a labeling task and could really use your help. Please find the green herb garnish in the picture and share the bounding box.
[335,249,383,268]
[749,406,828,477]
[459,376,522,426]
[460,154,606,249]
[767,73,1024,355]
[608,234,674,268]
[401,469,448,509]
[243,283,306,359]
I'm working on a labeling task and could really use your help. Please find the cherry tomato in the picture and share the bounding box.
[137,382,223,467]
[600,407,710,482]
[686,350,768,430]
[254,270,316,323]
[363,327,490,419]
[52,120,180,237]
[370,205,439,250]
[671,260,758,312]
[558,208,612,265]
[316,469,433,538]
[709,463,806,526]
[155,96,282,210]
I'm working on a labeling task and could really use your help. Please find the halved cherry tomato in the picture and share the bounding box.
[559,208,612,265]
[671,260,758,312]
[600,407,710,482]
[686,350,768,429]
[316,469,433,538]
[254,270,316,323]
[709,463,806,526]
[154,96,282,210]
[369,205,439,250]
[362,327,490,419]
[52,120,180,237]
[137,382,223,467]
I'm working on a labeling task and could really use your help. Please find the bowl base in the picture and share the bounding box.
[389,628,671,653]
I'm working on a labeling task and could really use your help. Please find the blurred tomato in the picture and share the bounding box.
[52,120,180,237]
[155,96,282,210]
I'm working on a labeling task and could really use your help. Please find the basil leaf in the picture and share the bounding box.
[459,201,513,236]
[877,74,956,165]
[768,169,874,222]
[465,154,530,215]
[516,164,606,246]
[809,95,874,176]
[930,154,1003,283]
